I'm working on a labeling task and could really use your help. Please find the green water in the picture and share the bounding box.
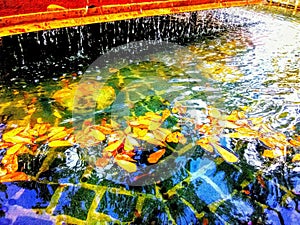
[0,6,300,225]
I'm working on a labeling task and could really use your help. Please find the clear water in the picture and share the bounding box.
[0,6,300,225]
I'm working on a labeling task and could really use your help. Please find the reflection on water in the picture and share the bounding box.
[0,6,300,224]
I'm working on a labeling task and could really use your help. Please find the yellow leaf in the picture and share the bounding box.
[142,133,165,146]
[6,135,33,144]
[249,117,263,125]
[224,132,256,139]
[47,4,66,11]
[132,127,148,137]
[53,109,62,118]
[153,128,171,141]
[259,137,276,149]
[162,109,171,121]
[38,124,49,136]
[48,127,65,137]
[148,121,162,131]
[292,154,300,162]
[148,149,166,164]
[226,111,239,122]
[89,129,106,141]
[48,140,73,148]
[262,149,283,158]
[124,136,139,152]
[115,159,137,173]
[218,120,240,129]
[48,130,68,141]
[35,135,48,142]
[237,111,246,119]
[103,140,122,152]
[208,107,222,119]
[7,144,23,155]
[197,139,214,153]
[2,127,25,142]
[211,142,239,163]
[0,167,7,176]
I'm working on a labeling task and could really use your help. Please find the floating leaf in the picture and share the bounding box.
[226,111,239,121]
[262,149,283,158]
[290,139,300,147]
[53,109,62,118]
[0,172,28,182]
[103,140,122,152]
[153,128,171,141]
[47,127,65,138]
[0,168,7,176]
[218,120,240,129]
[48,140,73,148]
[133,127,148,137]
[197,138,214,153]
[2,127,25,142]
[148,149,166,164]
[148,121,161,131]
[211,142,239,163]
[259,137,276,149]
[95,157,110,167]
[124,136,139,151]
[292,154,300,162]
[5,135,33,144]
[48,130,68,141]
[208,107,222,119]
[141,133,165,146]
[89,129,106,141]
[115,159,137,173]
[6,143,23,155]
[115,154,136,162]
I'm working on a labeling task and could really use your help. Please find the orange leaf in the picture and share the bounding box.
[148,149,166,164]
[115,159,137,173]
[103,140,123,152]
[95,157,110,167]
[0,172,28,182]
[290,139,300,147]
